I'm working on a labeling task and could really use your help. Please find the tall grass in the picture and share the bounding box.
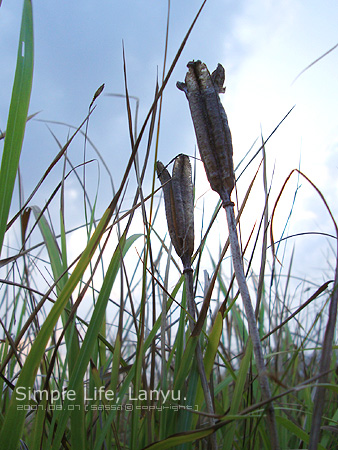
[1,1,338,449]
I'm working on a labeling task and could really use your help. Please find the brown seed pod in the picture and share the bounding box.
[156,155,194,270]
[177,60,235,201]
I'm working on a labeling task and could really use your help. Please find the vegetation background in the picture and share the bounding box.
[0,0,338,449]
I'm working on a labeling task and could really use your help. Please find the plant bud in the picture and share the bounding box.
[177,60,235,201]
[156,155,194,270]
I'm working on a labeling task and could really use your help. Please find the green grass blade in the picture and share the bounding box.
[28,395,48,450]
[276,416,326,450]
[173,335,198,393]
[0,205,116,449]
[204,311,223,378]
[91,277,184,450]
[223,339,253,450]
[0,0,33,254]
[32,205,86,450]
[192,310,223,428]
[141,426,213,450]
[31,206,64,290]
[51,232,141,449]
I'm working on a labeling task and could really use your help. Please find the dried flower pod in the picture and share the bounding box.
[157,155,194,270]
[177,60,235,202]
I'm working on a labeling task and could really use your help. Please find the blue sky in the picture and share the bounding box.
[1,0,338,279]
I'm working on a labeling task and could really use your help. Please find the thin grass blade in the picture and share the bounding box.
[0,204,118,449]
[50,232,141,449]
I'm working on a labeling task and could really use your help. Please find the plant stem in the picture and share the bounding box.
[184,267,217,450]
[222,193,280,450]
[308,270,338,449]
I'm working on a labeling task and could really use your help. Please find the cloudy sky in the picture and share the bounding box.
[1,0,338,281]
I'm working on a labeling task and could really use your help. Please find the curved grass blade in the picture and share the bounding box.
[141,426,215,450]
[50,232,141,450]
[223,339,253,450]
[31,206,65,290]
[0,203,117,449]
[277,416,326,450]
[90,277,184,450]
[192,310,223,428]
[0,0,33,254]
[31,206,85,450]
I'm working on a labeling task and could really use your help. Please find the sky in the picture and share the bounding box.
[1,0,338,286]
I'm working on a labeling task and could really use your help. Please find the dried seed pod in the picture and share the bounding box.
[157,155,194,270]
[177,60,235,201]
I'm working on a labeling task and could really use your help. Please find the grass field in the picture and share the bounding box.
[0,2,337,449]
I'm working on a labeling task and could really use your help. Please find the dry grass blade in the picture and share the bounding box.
[292,42,338,84]
[0,112,39,141]
[305,221,334,444]
[6,110,96,232]
[270,168,338,449]
[262,280,332,341]
[255,133,269,318]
